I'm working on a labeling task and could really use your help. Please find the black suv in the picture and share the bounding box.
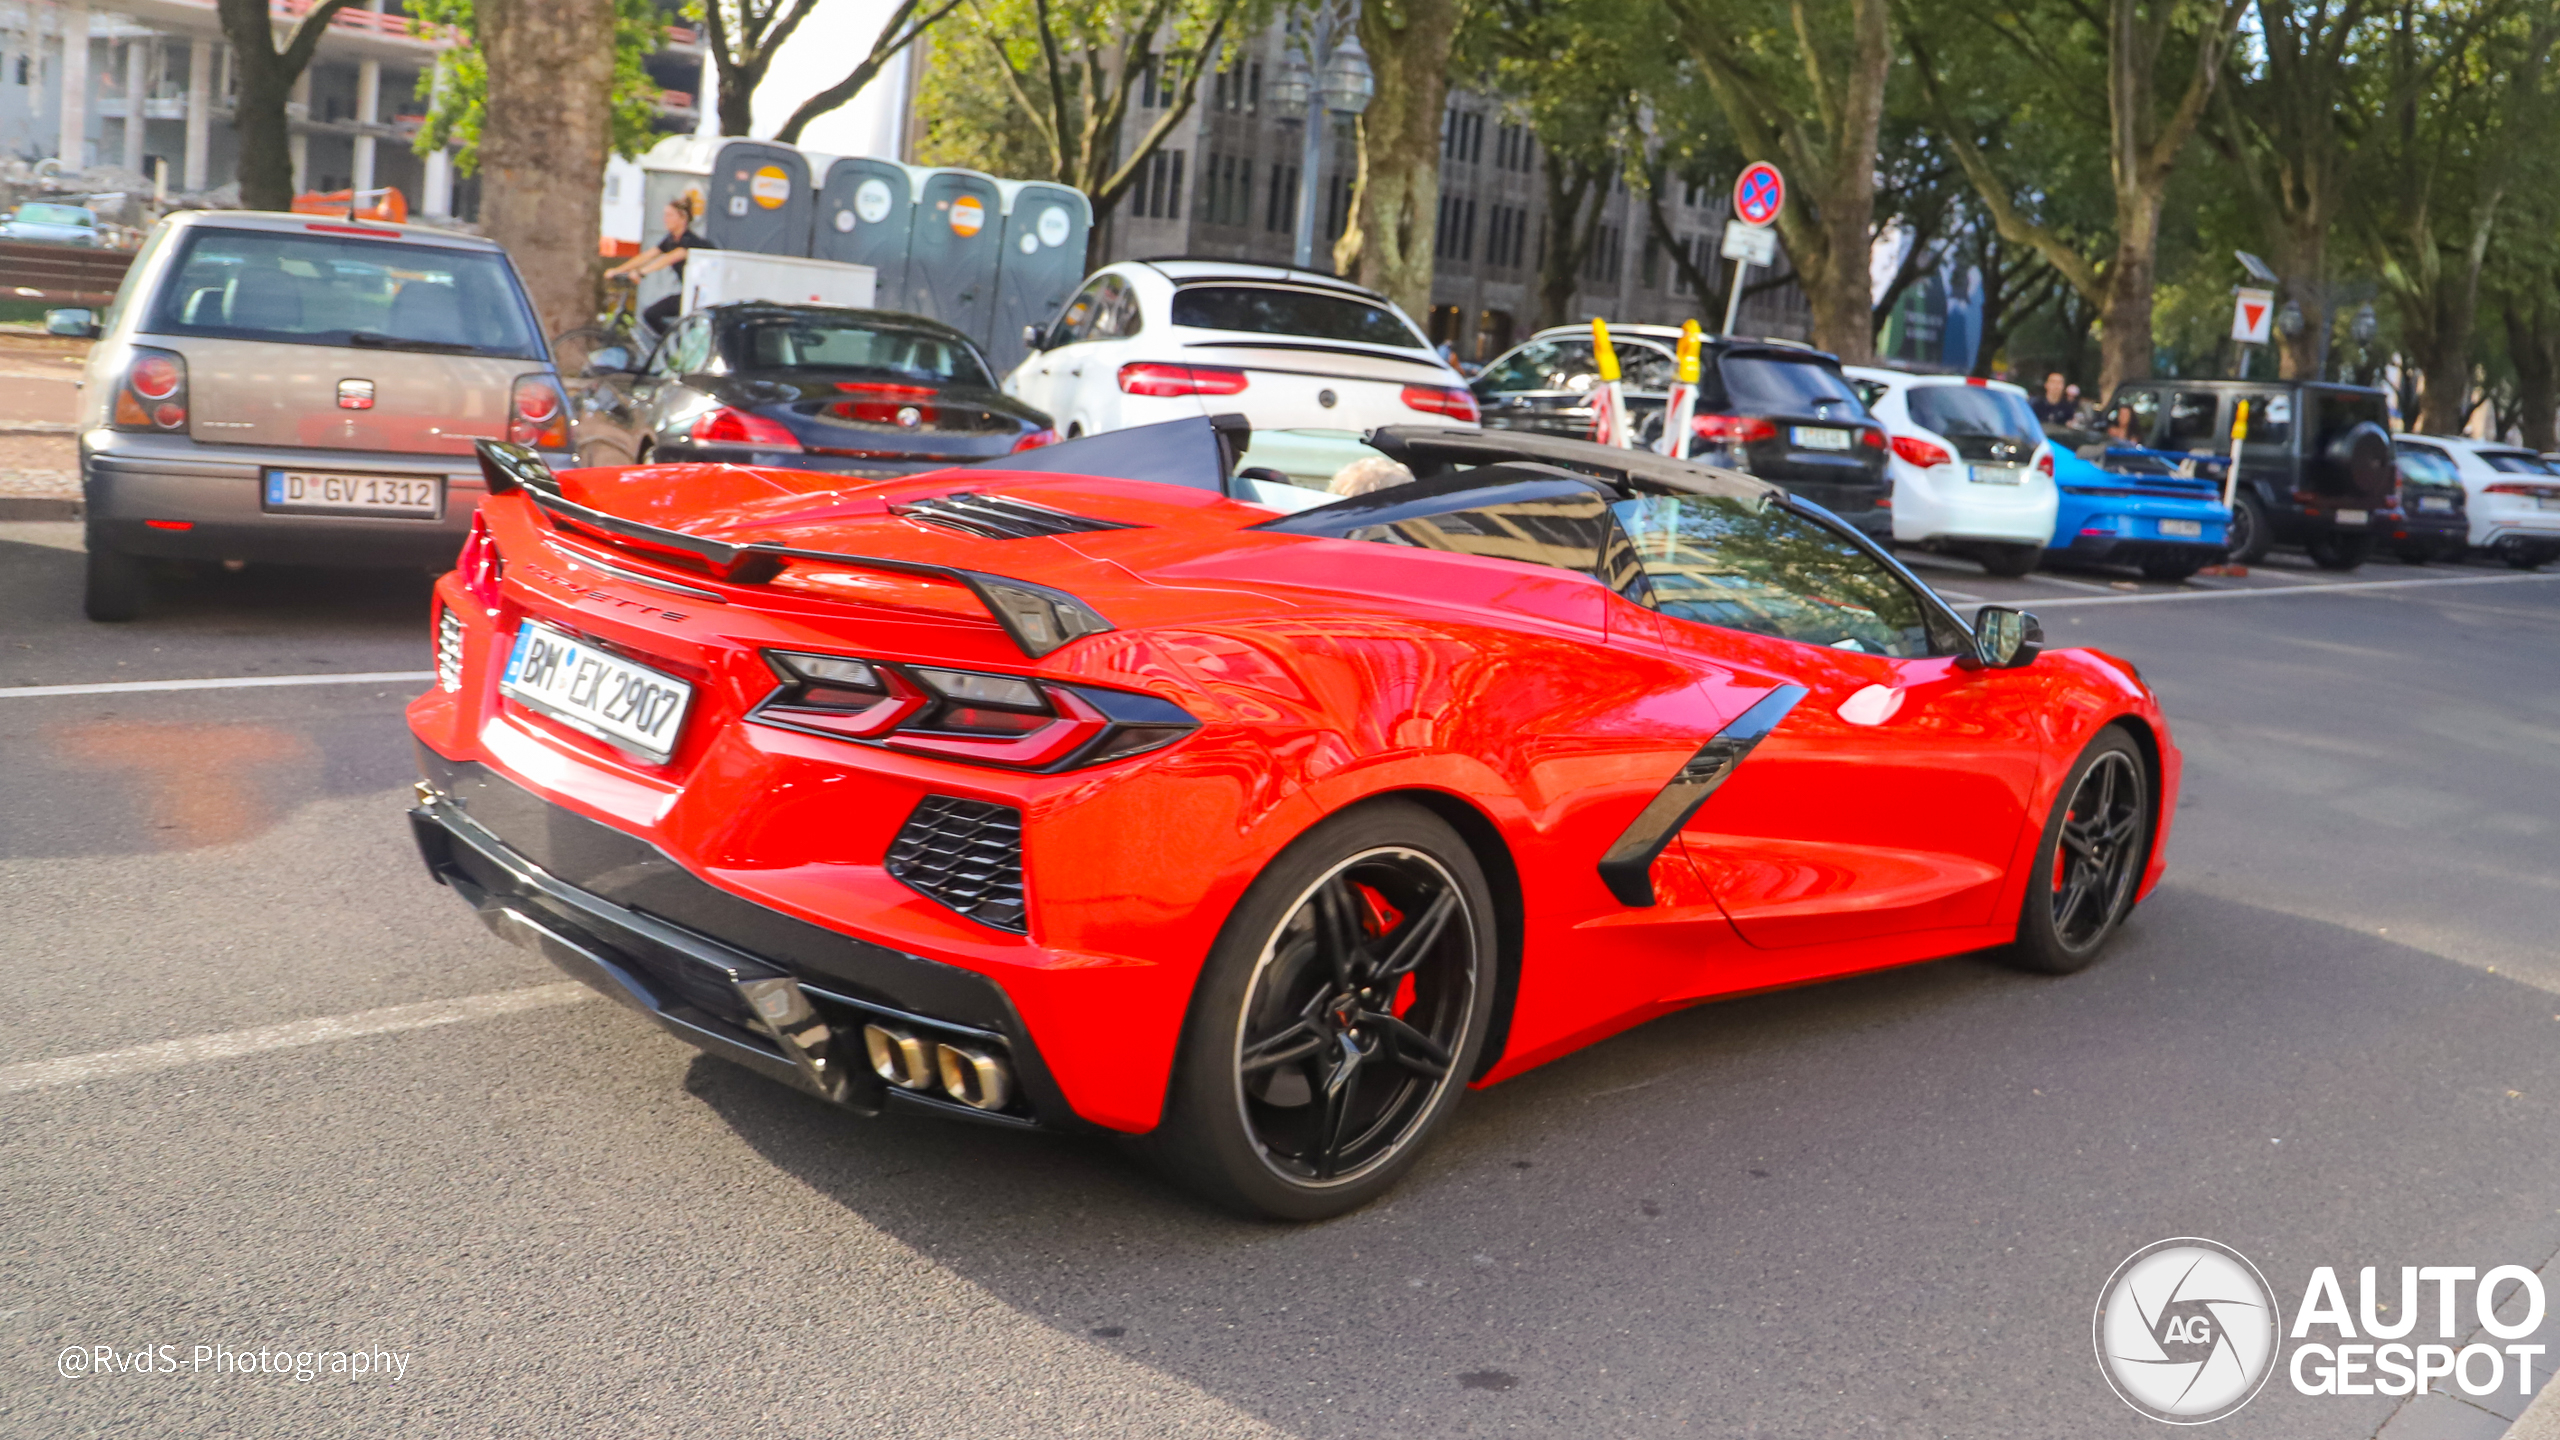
[1473,326,1890,535]
[2100,379,2399,568]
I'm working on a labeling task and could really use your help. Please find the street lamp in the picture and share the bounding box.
[1287,2,1368,271]
[2351,303,2378,345]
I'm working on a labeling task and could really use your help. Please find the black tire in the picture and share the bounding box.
[1976,543,2042,578]
[2305,531,2370,571]
[83,538,148,622]
[2225,493,2272,564]
[2003,728,2152,976]
[2505,546,2546,571]
[2395,547,2431,565]
[2138,556,2203,583]
[1145,801,1498,1220]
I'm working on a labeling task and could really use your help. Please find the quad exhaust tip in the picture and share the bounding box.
[863,1022,1013,1113]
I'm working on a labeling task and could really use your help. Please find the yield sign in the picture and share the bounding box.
[1734,163,1785,227]
[2232,287,2275,344]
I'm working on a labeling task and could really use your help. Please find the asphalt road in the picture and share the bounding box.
[6,526,2559,1439]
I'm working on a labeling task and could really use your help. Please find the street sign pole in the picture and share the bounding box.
[1723,163,1785,337]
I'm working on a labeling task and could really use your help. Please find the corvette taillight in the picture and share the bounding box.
[750,651,1197,770]
[508,374,570,449]
[1891,434,1953,468]
[1692,413,1778,444]
[456,509,505,611]
[1118,362,1249,397]
[1401,384,1481,422]
[690,405,803,450]
[112,346,189,432]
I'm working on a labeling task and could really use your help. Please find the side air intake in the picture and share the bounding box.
[885,795,1028,932]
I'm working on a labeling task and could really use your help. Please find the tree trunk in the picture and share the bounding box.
[2508,297,2559,452]
[230,51,295,210]
[215,0,359,211]
[1339,0,1465,316]
[1534,159,1604,330]
[2096,189,2162,394]
[2412,203,2500,434]
[2272,229,2327,381]
[478,0,618,345]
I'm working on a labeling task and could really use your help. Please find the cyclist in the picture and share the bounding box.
[605,193,719,342]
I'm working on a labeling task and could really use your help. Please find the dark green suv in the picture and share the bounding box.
[2100,379,2397,568]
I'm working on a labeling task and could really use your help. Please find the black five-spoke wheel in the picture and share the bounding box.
[1235,847,1473,1183]
[2007,728,2153,974]
[1148,802,1495,1219]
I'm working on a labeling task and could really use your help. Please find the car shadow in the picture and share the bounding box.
[681,886,2560,1439]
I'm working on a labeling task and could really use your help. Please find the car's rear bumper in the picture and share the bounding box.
[2470,502,2560,550]
[1889,464,2058,545]
[81,430,568,567]
[2060,535,2227,567]
[2049,490,2230,558]
[2380,509,2468,551]
[409,751,1082,1132]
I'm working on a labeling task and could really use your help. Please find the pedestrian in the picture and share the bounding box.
[2031,371,2076,425]
[606,192,719,342]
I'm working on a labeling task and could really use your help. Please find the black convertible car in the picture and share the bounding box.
[569,302,1058,477]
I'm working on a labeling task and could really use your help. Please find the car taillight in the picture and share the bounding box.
[2483,482,2554,497]
[1890,435,1953,468]
[507,374,570,449]
[830,381,940,427]
[689,405,803,450]
[749,651,1198,771]
[456,509,504,611]
[1692,413,1779,444]
[112,346,188,432]
[1011,428,1060,453]
[1401,384,1481,422]
[1117,362,1249,397]
[1859,427,1885,450]
[2034,450,2055,477]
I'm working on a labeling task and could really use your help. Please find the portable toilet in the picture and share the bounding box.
[903,167,1005,343]
[640,134,816,257]
[986,179,1093,376]
[813,156,917,305]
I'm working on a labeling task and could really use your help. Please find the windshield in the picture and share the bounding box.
[1475,339,1673,394]
[2481,451,2559,475]
[1170,285,1427,349]
[729,317,992,387]
[146,228,543,358]
[1718,355,1867,420]
[17,204,94,226]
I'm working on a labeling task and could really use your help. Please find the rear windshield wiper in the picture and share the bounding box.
[347,333,487,355]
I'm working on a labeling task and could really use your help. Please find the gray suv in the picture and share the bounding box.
[51,211,570,620]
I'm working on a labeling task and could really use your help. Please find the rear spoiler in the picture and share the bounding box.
[473,439,1112,658]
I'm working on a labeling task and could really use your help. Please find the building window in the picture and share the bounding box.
[1249,61,1262,113]
[1266,163,1299,232]
[1477,309,1514,360]
[1133,148,1188,220]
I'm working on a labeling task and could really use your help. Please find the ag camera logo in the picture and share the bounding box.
[2095,1238,2282,1423]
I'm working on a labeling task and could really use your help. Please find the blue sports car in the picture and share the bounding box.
[2043,445,2232,582]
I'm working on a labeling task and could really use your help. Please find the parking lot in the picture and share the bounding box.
[6,517,2557,1438]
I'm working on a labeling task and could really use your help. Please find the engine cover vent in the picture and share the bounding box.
[892,492,1140,540]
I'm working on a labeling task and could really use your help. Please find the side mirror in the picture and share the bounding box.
[1022,324,1047,351]
[45,307,99,339]
[581,345,632,378]
[1965,606,2044,670]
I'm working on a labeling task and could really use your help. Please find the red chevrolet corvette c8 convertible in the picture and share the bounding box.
[407,418,2178,1218]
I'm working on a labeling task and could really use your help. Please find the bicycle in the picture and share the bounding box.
[552,275,646,379]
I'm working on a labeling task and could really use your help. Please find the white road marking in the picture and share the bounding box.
[0,670,434,699]
[0,983,597,1095]
[2029,570,2560,609]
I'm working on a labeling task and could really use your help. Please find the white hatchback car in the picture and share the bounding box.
[2390,434,2560,568]
[1846,366,2058,577]
[1001,260,1476,481]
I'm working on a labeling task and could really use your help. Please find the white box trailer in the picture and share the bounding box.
[680,250,878,314]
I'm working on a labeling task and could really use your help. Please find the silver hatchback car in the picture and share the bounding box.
[53,210,571,620]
